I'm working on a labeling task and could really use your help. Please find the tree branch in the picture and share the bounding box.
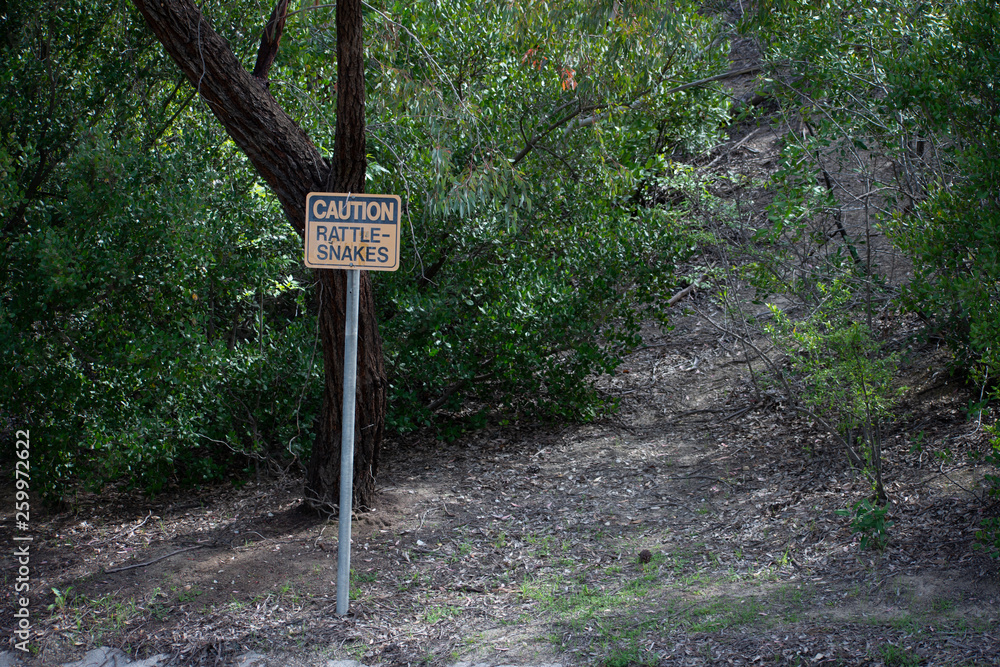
[130,0,328,234]
[568,67,763,133]
[663,66,761,96]
[510,66,761,168]
[511,104,599,167]
[252,0,291,81]
[327,0,366,192]
[105,545,207,573]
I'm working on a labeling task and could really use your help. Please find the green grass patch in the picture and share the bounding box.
[879,643,920,667]
[424,605,462,624]
[687,596,762,632]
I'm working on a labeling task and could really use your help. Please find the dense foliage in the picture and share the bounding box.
[1,0,319,497]
[1,0,730,496]
[358,0,730,429]
[886,0,1000,374]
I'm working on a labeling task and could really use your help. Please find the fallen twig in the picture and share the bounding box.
[668,282,699,307]
[87,511,153,549]
[722,405,753,421]
[126,511,153,538]
[698,126,764,173]
[105,545,207,573]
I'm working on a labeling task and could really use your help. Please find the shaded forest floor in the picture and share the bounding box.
[3,301,999,666]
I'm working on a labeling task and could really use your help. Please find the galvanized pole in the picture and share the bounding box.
[336,268,360,615]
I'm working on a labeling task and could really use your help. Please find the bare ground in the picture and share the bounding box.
[2,299,999,666]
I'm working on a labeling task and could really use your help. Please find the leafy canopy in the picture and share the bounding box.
[1,0,731,495]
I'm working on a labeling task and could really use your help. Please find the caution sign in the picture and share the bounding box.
[304,192,401,271]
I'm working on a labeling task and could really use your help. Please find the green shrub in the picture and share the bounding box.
[0,0,322,498]
[836,498,894,551]
[975,418,1000,559]
[762,273,902,501]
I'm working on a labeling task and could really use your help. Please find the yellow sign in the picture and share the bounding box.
[304,192,401,271]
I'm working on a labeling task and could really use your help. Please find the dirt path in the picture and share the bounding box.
[3,299,999,667]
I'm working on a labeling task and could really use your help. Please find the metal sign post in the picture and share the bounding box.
[305,192,400,616]
[336,268,360,615]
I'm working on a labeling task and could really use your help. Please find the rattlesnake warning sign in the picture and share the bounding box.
[304,192,401,271]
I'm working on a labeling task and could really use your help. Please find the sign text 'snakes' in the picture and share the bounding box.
[304,192,401,271]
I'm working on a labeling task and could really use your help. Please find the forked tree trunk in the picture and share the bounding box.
[131,0,386,509]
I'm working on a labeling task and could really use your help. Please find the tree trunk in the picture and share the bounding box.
[310,270,385,509]
[131,0,386,509]
[305,0,385,510]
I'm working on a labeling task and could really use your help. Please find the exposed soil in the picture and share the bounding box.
[2,298,999,666]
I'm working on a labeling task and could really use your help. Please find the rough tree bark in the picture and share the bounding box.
[308,0,386,510]
[131,0,386,509]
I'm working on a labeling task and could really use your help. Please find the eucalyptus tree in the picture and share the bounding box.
[129,0,385,509]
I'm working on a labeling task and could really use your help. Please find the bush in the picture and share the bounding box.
[0,125,321,498]
[0,0,321,498]
[884,0,1000,377]
[762,273,902,501]
[351,0,731,431]
[976,419,1000,558]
